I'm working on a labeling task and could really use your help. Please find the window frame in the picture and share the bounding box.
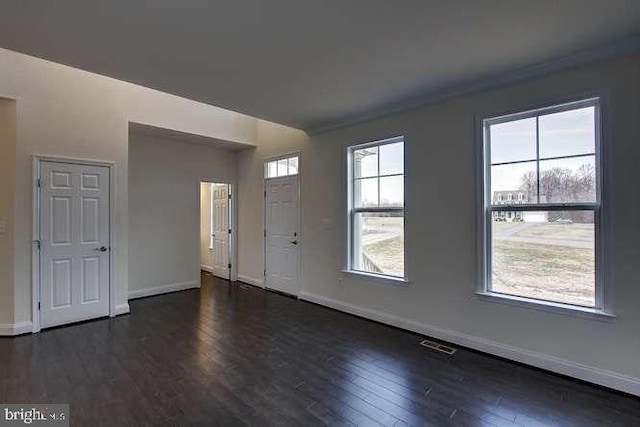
[264,154,299,179]
[347,136,407,284]
[478,97,607,313]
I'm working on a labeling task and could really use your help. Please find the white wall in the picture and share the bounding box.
[0,47,258,327]
[128,134,236,296]
[236,53,640,394]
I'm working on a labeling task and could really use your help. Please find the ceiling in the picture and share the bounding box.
[1,1,639,132]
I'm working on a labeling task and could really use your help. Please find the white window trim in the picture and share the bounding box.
[264,153,299,179]
[478,97,613,317]
[346,135,407,283]
[342,269,409,286]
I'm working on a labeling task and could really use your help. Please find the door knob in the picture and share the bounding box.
[290,240,298,245]
[94,246,108,252]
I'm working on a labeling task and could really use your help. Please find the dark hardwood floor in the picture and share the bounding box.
[1,273,638,426]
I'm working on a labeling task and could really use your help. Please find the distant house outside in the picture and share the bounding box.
[492,190,547,223]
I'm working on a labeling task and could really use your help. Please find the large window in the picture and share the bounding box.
[348,136,405,279]
[481,98,601,309]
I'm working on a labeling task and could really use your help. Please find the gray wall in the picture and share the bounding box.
[237,53,640,393]
[128,133,237,294]
[0,99,16,326]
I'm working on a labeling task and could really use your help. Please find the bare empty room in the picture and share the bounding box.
[0,1,639,425]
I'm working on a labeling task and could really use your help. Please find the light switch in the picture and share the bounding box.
[0,221,5,234]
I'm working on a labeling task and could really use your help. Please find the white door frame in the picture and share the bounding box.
[263,151,302,296]
[31,155,116,333]
[200,181,237,282]
[229,183,237,282]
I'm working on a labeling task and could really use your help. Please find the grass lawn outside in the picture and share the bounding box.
[358,217,595,306]
[492,222,595,307]
[514,223,593,243]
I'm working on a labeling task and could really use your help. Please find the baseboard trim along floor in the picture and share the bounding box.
[298,291,640,397]
[128,281,200,300]
[0,321,33,336]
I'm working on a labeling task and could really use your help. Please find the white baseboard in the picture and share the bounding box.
[299,291,640,397]
[200,264,213,273]
[236,275,264,289]
[0,321,34,336]
[128,281,200,300]
[114,303,130,316]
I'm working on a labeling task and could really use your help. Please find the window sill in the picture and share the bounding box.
[475,292,615,321]
[342,270,408,287]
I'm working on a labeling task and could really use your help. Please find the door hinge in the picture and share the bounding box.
[34,240,41,250]
[37,178,42,188]
[38,302,41,310]
[228,263,232,269]
[264,269,266,276]
[228,194,232,200]
[264,229,266,237]
[228,229,232,234]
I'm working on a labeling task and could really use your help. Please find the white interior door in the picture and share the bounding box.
[211,184,230,279]
[40,161,110,329]
[265,175,299,295]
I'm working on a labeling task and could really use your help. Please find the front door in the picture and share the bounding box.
[39,161,110,328]
[265,175,299,295]
[211,184,230,279]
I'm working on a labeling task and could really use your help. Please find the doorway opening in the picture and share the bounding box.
[200,182,233,281]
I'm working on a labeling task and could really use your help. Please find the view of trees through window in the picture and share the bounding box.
[487,102,598,307]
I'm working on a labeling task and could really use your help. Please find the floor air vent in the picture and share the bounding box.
[419,339,457,355]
